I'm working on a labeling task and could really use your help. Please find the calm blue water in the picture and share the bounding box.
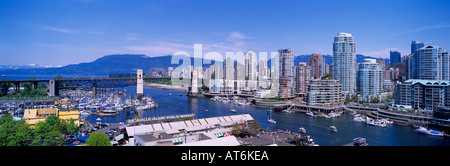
[83,86,450,146]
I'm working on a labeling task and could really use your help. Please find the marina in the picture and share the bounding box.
[94,86,450,146]
[2,85,450,146]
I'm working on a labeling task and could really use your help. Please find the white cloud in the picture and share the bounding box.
[228,31,248,40]
[37,24,106,35]
[124,31,254,58]
[125,33,140,41]
[388,24,450,38]
[40,25,75,34]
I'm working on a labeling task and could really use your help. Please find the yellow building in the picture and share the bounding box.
[23,108,79,128]
[58,110,80,126]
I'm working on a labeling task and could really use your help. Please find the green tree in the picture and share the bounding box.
[30,115,67,146]
[31,119,64,146]
[0,114,32,146]
[247,121,260,134]
[86,132,110,146]
[62,118,79,134]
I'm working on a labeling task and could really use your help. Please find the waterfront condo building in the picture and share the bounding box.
[356,59,383,101]
[244,51,258,91]
[410,45,449,80]
[394,79,450,111]
[278,48,295,98]
[307,54,326,79]
[224,57,235,93]
[258,58,270,89]
[332,32,356,94]
[294,62,311,96]
[305,79,344,107]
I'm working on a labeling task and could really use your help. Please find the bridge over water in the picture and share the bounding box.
[0,76,171,96]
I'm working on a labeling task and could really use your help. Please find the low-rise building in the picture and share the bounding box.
[305,79,344,107]
[23,108,80,128]
[394,79,450,110]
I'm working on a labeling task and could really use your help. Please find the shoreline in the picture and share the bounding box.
[143,82,188,92]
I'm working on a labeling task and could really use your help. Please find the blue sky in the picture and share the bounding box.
[1,0,450,66]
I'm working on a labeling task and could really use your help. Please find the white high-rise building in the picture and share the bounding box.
[225,57,235,93]
[333,32,356,94]
[258,58,270,88]
[357,59,383,101]
[245,51,258,91]
[410,45,449,80]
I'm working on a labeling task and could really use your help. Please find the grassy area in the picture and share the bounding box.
[144,79,172,85]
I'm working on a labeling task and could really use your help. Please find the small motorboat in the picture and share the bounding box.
[306,111,316,117]
[268,118,276,124]
[231,109,237,113]
[299,127,306,134]
[330,126,338,132]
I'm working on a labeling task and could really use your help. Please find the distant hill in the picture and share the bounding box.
[0,54,214,76]
[1,53,390,76]
[1,54,173,76]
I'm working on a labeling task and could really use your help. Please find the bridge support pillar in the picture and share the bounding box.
[48,79,59,96]
[136,69,144,102]
[32,82,38,90]
[93,86,97,98]
[187,70,198,96]
[14,82,20,93]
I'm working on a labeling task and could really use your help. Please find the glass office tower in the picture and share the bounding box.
[390,50,401,67]
[411,41,424,54]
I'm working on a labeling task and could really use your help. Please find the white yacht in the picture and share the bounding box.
[415,127,444,137]
[268,118,276,124]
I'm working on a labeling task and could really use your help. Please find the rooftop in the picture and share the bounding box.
[126,114,254,136]
[337,32,352,37]
[403,79,450,86]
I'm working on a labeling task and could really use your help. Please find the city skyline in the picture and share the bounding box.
[1,0,450,66]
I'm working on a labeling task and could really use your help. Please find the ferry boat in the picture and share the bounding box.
[415,126,444,137]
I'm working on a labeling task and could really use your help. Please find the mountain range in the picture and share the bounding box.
[0,54,390,76]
